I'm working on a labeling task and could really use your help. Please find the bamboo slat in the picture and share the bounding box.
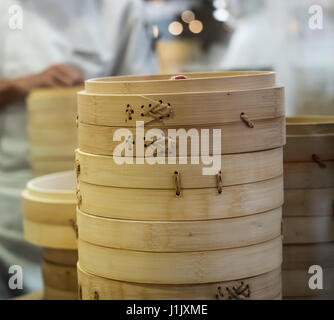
[76,148,283,189]
[283,217,334,244]
[78,264,281,300]
[284,161,334,189]
[77,208,282,252]
[23,171,77,249]
[283,188,334,217]
[85,72,276,94]
[286,116,334,135]
[43,248,78,266]
[78,176,283,221]
[78,237,282,284]
[77,87,284,127]
[78,116,285,156]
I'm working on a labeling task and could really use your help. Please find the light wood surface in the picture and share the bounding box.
[283,243,334,270]
[23,171,77,249]
[78,237,282,284]
[13,292,44,300]
[78,116,285,156]
[77,87,284,127]
[78,264,281,300]
[77,208,282,252]
[283,188,334,217]
[283,217,334,244]
[286,116,334,135]
[284,161,334,189]
[31,159,75,177]
[76,148,283,189]
[283,268,334,298]
[43,248,78,266]
[85,72,276,94]
[78,176,283,221]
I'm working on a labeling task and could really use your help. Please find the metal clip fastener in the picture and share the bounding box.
[75,160,81,180]
[240,112,254,128]
[174,171,181,197]
[216,171,223,194]
[312,154,327,168]
[76,189,82,209]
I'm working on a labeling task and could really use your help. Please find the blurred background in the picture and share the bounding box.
[146,0,334,116]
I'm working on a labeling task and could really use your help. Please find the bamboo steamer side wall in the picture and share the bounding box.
[27,87,81,176]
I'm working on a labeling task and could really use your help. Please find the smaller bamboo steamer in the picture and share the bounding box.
[75,148,283,189]
[84,71,277,94]
[283,188,334,217]
[78,236,282,284]
[78,264,281,300]
[77,87,284,128]
[22,171,77,250]
[42,249,78,300]
[78,116,285,156]
[77,208,282,252]
[78,176,283,221]
[283,217,334,244]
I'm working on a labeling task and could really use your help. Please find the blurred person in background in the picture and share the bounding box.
[0,0,157,299]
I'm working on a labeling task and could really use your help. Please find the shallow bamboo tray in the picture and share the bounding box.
[23,171,77,249]
[78,208,282,252]
[284,116,334,162]
[283,243,334,270]
[78,116,285,156]
[283,188,334,217]
[77,87,284,128]
[78,176,283,221]
[282,268,334,298]
[284,161,334,189]
[78,264,281,300]
[283,217,334,244]
[85,72,276,94]
[76,148,283,189]
[78,236,282,284]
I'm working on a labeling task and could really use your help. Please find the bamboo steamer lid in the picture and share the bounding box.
[84,71,277,94]
[283,188,334,217]
[22,171,77,249]
[78,116,285,156]
[283,243,334,270]
[78,236,282,284]
[77,87,284,128]
[77,264,281,300]
[284,116,334,162]
[42,259,78,300]
[78,176,283,221]
[283,217,334,244]
[77,208,282,252]
[75,148,283,189]
[283,268,334,298]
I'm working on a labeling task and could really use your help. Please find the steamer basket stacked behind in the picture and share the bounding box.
[27,87,81,176]
[283,116,334,300]
[22,171,78,300]
[76,72,285,300]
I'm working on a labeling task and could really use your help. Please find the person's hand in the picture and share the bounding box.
[12,64,84,95]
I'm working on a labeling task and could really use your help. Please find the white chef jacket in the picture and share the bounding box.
[0,0,157,299]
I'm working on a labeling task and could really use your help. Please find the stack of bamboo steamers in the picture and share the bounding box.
[283,116,334,300]
[76,72,285,300]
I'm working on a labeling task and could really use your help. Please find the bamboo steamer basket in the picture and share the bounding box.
[78,176,283,221]
[77,208,282,252]
[78,87,284,128]
[75,148,283,190]
[23,171,77,249]
[78,116,285,156]
[42,249,78,300]
[77,265,281,300]
[78,236,282,284]
[27,87,81,176]
[85,71,276,94]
